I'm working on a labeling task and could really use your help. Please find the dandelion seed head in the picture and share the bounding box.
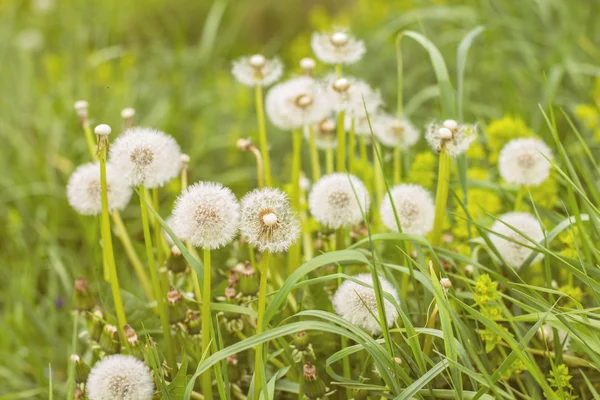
[94,124,111,136]
[232,54,283,87]
[374,115,420,149]
[311,29,365,65]
[322,73,382,117]
[498,137,553,186]
[308,173,370,229]
[332,273,399,335]
[300,57,316,74]
[120,108,135,119]
[304,118,337,150]
[489,212,544,269]
[426,120,476,157]
[538,324,571,351]
[379,184,434,236]
[86,354,154,400]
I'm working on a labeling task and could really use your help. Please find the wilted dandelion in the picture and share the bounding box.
[304,119,337,150]
[374,115,420,150]
[426,119,476,157]
[311,29,365,65]
[489,212,544,268]
[86,354,154,400]
[333,273,399,335]
[308,173,370,229]
[172,181,240,249]
[232,54,283,87]
[67,162,132,215]
[499,137,553,186]
[379,184,434,236]
[109,127,181,188]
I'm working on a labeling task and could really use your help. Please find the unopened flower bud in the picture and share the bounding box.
[293,330,310,351]
[87,306,104,342]
[124,324,144,360]
[71,354,90,384]
[236,138,252,151]
[167,286,187,325]
[94,124,111,137]
[464,264,473,275]
[73,276,95,312]
[99,325,120,355]
[240,262,259,296]
[185,310,201,335]
[166,245,187,274]
[440,278,452,289]
[303,362,328,400]
[74,387,85,399]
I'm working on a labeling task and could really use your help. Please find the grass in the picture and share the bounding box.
[2,0,600,399]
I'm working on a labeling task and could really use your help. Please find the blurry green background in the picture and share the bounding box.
[1,0,599,397]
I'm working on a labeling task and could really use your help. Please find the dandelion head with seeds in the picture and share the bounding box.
[538,324,571,351]
[311,28,365,65]
[308,173,370,230]
[374,114,420,150]
[109,127,181,188]
[86,354,154,400]
[426,119,476,157]
[333,273,399,335]
[304,118,337,150]
[239,188,300,253]
[265,76,332,131]
[489,212,544,269]
[232,54,283,87]
[499,137,553,186]
[322,73,382,115]
[67,162,132,216]
[380,184,434,236]
[172,182,240,250]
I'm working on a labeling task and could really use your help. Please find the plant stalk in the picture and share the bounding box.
[202,249,214,400]
[308,125,321,182]
[431,151,451,246]
[254,250,271,400]
[336,111,346,172]
[255,84,272,186]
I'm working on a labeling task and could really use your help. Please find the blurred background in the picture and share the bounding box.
[1,0,599,397]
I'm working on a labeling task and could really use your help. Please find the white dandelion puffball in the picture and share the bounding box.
[240,188,300,253]
[308,173,370,229]
[87,354,154,400]
[266,77,332,131]
[67,162,132,215]
[499,137,553,186]
[232,54,283,87]
[109,127,181,188]
[489,212,544,268]
[374,115,420,150]
[172,182,240,250]
[322,73,382,116]
[333,273,399,335]
[425,120,476,157]
[311,29,366,65]
[538,324,571,351]
[303,119,337,150]
[380,184,434,236]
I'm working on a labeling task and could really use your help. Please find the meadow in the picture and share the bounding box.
[2,0,600,399]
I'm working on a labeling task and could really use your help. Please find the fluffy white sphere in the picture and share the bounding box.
[374,115,420,149]
[87,354,154,400]
[232,55,283,87]
[425,121,476,157]
[333,273,399,335]
[498,137,553,186]
[67,162,132,216]
[308,173,370,229]
[172,182,240,250]
[109,127,181,188]
[380,184,434,236]
[240,188,300,253]
[311,30,365,65]
[489,212,544,268]
[322,73,383,116]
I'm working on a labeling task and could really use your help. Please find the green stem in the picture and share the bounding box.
[288,130,303,275]
[254,251,271,400]
[348,117,355,174]
[359,136,368,165]
[514,186,526,211]
[153,188,165,269]
[336,228,351,398]
[202,249,214,400]
[181,164,203,305]
[308,125,321,182]
[372,142,384,210]
[431,151,451,246]
[255,85,272,186]
[83,121,98,162]
[326,148,334,174]
[393,147,402,185]
[139,185,176,372]
[336,111,346,172]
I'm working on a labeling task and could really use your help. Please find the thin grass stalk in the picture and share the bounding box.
[83,121,98,162]
[202,249,214,400]
[288,130,303,274]
[326,148,334,174]
[393,147,402,185]
[348,118,355,174]
[431,151,451,246]
[255,84,272,186]
[336,111,346,172]
[308,125,321,182]
[153,188,166,271]
[335,228,351,398]
[372,142,384,211]
[254,250,271,400]
[514,186,526,211]
[249,145,265,188]
[359,136,368,166]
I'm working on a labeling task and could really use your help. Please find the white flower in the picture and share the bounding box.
[353,114,377,138]
[311,29,365,65]
[67,162,132,215]
[172,182,240,250]
[374,114,420,149]
[425,119,476,157]
[109,127,181,188]
[308,173,370,229]
[499,137,553,186]
[86,354,154,400]
[304,118,337,150]
[265,77,332,130]
[489,212,544,268]
[232,54,283,87]
[538,324,571,351]
[333,273,399,335]
[240,188,300,253]
[380,184,434,236]
[321,74,382,116]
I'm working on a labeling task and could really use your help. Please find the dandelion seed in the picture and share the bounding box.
[489,212,544,268]
[232,54,283,87]
[304,118,337,150]
[311,29,365,65]
[172,181,240,250]
[499,137,553,186]
[308,173,370,229]
[67,162,132,215]
[239,188,300,253]
[379,184,434,236]
[374,114,420,150]
[109,127,181,188]
[86,354,154,400]
[425,119,476,157]
[332,273,399,335]
[322,74,383,117]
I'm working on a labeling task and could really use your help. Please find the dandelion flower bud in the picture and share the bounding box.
[380,184,434,236]
[185,310,201,335]
[172,182,240,250]
[311,29,365,65]
[308,173,370,229]
[71,354,91,384]
[236,138,252,151]
[498,137,553,186]
[94,124,111,137]
[109,127,181,188]
[74,100,89,118]
[440,278,452,289]
[99,325,120,355]
[86,354,154,400]
[240,188,300,253]
[167,286,186,325]
[426,121,476,157]
[266,77,332,130]
[374,115,420,150]
[304,119,337,150]
[333,273,399,335]
[67,162,132,215]
[120,107,135,119]
[300,57,316,74]
[489,212,544,268]
[232,54,283,87]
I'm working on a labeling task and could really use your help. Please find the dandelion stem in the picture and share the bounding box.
[288,130,303,274]
[308,124,321,182]
[83,120,98,162]
[393,147,402,185]
[254,250,271,400]
[348,117,355,174]
[249,145,265,189]
[372,142,384,210]
[514,186,526,211]
[336,111,346,172]
[201,249,214,400]
[335,228,352,398]
[181,164,203,304]
[359,136,368,165]
[423,304,439,355]
[326,148,334,174]
[431,151,451,246]
[153,188,166,271]
[255,84,272,186]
